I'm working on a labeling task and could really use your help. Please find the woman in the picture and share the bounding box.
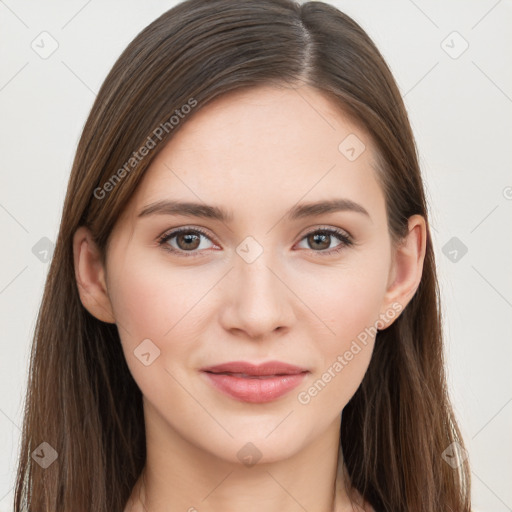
[14,0,471,511]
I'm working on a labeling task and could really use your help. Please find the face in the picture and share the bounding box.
[99,85,402,463]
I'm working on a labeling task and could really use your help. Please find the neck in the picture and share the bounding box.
[125,402,364,512]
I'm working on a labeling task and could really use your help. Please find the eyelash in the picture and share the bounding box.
[157,226,354,258]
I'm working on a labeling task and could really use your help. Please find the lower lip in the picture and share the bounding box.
[202,371,308,403]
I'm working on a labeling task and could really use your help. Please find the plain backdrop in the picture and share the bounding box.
[1,1,511,511]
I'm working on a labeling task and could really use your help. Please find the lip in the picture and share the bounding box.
[200,360,309,403]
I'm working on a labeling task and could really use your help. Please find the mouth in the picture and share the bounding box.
[200,361,309,403]
[205,372,300,379]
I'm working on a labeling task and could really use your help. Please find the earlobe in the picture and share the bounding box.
[72,226,116,323]
[381,215,427,323]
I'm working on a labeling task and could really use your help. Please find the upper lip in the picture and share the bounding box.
[201,360,309,376]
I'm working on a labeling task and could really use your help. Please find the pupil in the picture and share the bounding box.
[310,233,329,250]
[178,233,200,250]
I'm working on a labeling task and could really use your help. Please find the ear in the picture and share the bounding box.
[380,214,427,325]
[72,226,116,323]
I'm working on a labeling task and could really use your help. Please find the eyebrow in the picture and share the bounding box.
[137,198,371,222]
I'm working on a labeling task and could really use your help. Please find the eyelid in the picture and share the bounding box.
[157,225,217,243]
[297,224,353,241]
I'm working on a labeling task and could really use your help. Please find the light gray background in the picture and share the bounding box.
[1,1,511,511]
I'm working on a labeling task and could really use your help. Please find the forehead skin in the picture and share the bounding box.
[115,84,387,248]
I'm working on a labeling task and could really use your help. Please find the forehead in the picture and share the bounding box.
[129,85,385,225]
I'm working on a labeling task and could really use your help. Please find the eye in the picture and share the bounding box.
[295,227,353,256]
[157,225,354,258]
[158,227,218,258]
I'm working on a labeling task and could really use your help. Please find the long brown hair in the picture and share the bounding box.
[14,1,471,510]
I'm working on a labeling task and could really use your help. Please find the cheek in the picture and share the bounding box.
[107,258,210,407]
[106,252,213,380]
[296,254,389,408]
[297,283,380,414]
[108,250,210,339]
[302,251,390,344]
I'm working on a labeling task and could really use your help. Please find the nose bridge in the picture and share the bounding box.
[223,236,294,336]
[236,240,284,305]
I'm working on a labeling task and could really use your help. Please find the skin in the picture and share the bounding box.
[73,84,426,512]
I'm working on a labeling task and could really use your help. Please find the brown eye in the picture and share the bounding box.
[296,227,353,255]
[175,232,201,251]
[158,227,216,257]
[307,232,331,250]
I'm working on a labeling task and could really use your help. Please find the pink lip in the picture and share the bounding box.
[200,360,309,403]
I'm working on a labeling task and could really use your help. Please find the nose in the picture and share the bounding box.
[218,249,296,340]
